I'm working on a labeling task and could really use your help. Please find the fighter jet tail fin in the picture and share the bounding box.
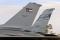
[1,3,41,27]
[31,8,55,33]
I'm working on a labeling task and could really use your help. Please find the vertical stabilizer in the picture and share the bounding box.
[31,8,55,33]
[0,3,41,27]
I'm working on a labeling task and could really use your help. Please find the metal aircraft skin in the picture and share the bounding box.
[30,8,55,33]
[0,2,55,37]
[0,2,42,37]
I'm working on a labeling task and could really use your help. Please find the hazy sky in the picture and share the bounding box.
[0,0,60,6]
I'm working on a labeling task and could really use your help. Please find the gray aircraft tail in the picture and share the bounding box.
[0,3,41,28]
[31,8,55,33]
